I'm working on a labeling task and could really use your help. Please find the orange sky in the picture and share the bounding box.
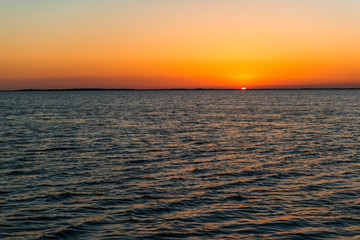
[1,0,359,90]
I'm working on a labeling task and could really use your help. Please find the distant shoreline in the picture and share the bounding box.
[1,88,359,92]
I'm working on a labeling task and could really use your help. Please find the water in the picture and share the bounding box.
[1,90,359,239]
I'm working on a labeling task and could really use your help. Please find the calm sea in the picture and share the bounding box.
[1,90,359,239]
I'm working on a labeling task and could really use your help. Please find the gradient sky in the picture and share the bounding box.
[1,0,360,89]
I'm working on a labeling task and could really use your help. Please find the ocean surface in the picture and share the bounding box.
[1,89,359,239]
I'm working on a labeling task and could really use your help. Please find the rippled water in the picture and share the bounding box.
[1,90,360,239]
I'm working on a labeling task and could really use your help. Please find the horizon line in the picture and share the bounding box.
[1,87,360,92]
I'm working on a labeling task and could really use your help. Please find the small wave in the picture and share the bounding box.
[41,147,82,152]
[43,192,89,202]
[6,169,43,176]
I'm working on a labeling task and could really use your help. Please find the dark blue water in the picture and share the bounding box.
[1,90,359,239]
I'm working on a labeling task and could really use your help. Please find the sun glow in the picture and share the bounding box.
[241,87,247,90]
[1,1,360,90]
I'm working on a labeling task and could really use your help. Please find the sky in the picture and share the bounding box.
[1,0,360,89]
